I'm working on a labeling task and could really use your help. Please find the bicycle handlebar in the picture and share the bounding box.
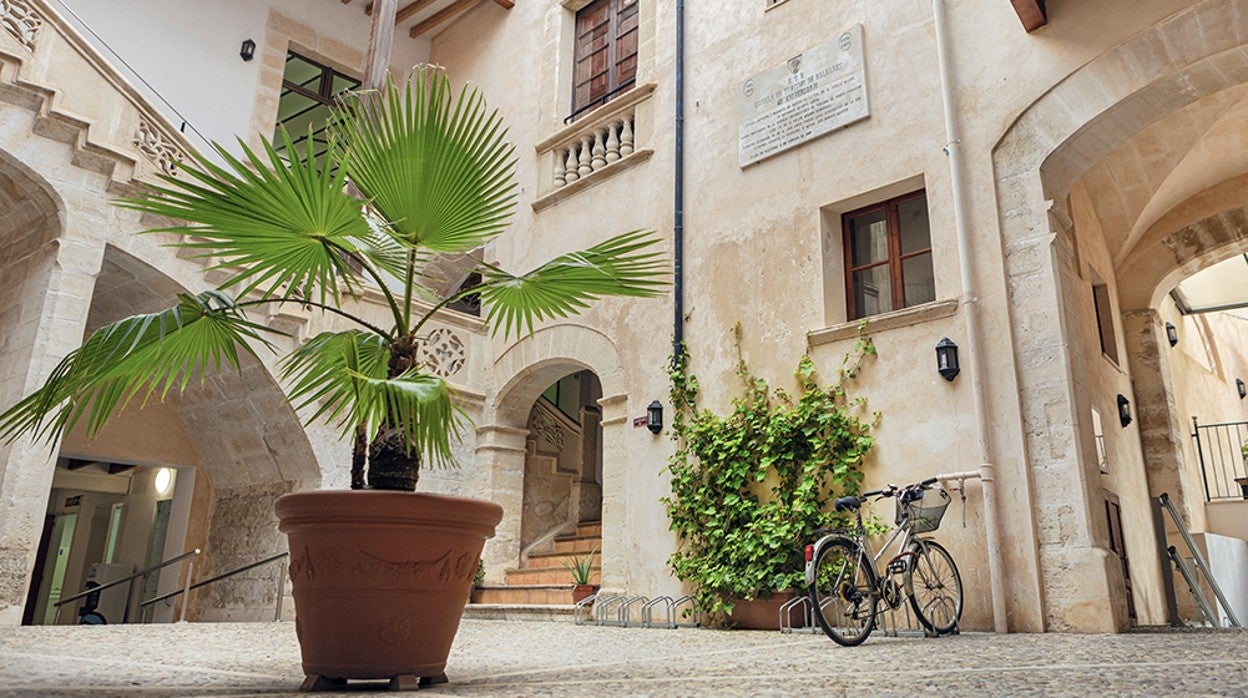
[861,477,939,500]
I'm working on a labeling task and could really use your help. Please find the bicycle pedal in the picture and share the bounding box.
[887,559,908,574]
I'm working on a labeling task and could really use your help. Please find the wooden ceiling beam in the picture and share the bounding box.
[368,0,439,22]
[491,0,514,8]
[410,0,482,37]
[1010,0,1047,32]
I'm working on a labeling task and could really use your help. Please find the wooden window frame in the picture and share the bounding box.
[842,190,933,321]
[569,0,639,122]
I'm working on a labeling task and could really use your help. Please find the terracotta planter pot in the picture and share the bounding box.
[572,584,597,604]
[276,491,503,685]
[726,590,801,630]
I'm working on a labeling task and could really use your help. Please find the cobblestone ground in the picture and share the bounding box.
[0,620,1245,696]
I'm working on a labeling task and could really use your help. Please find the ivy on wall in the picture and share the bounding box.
[661,324,878,620]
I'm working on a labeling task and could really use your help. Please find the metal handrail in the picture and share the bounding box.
[1158,492,1241,627]
[55,548,201,608]
[139,552,288,608]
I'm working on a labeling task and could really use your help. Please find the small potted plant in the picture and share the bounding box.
[563,548,598,603]
[0,68,664,689]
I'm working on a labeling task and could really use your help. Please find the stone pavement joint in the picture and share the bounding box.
[0,621,1244,696]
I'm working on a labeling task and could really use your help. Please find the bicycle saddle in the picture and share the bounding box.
[833,495,861,512]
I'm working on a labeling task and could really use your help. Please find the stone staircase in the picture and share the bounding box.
[473,521,601,605]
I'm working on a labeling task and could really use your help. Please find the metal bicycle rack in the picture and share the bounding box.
[778,594,817,634]
[641,596,675,628]
[592,594,627,626]
[671,594,700,628]
[618,595,649,627]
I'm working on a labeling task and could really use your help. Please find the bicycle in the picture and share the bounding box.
[804,477,963,646]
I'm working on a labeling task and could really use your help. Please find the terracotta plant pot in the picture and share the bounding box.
[726,590,802,630]
[276,491,503,686]
[572,584,597,604]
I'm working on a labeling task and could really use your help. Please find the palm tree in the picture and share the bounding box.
[0,68,666,491]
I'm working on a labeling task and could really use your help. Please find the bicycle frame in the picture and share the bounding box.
[803,499,920,590]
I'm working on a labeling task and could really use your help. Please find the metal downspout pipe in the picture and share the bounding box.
[673,0,686,358]
[932,0,1009,633]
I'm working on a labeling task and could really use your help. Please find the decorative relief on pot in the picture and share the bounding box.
[289,545,477,585]
[1,0,42,52]
[380,616,412,640]
[133,119,186,176]
[416,328,465,377]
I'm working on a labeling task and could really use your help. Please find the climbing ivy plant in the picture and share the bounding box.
[661,324,877,621]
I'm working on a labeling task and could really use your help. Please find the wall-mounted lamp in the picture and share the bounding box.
[935,338,960,381]
[1238,378,1246,400]
[1116,394,1132,428]
[240,38,256,62]
[646,400,663,434]
[1165,322,1178,347]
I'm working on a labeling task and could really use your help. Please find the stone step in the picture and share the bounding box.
[505,565,600,586]
[528,545,600,568]
[575,521,602,537]
[551,534,601,555]
[462,603,576,622]
[473,585,578,605]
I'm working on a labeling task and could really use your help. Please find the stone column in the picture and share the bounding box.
[474,424,528,583]
[596,394,628,593]
[571,405,602,523]
[0,235,104,624]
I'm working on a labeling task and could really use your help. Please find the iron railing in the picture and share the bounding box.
[139,552,288,622]
[1190,417,1248,501]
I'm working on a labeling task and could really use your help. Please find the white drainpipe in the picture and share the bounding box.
[932,0,1009,633]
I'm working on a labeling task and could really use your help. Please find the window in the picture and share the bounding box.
[1091,272,1119,363]
[274,52,360,164]
[571,0,638,120]
[843,191,934,320]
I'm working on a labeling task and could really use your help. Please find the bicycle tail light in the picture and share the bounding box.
[804,544,814,562]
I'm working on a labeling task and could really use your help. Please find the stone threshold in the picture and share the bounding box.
[463,603,576,622]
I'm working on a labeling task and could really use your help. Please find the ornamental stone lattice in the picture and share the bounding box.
[132,119,186,176]
[415,328,465,378]
[1,0,43,52]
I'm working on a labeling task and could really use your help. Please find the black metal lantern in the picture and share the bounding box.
[1165,322,1178,347]
[1116,394,1132,427]
[646,400,663,434]
[1238,378,1246,400]
[240,38,256,62]
[935,338,960,381]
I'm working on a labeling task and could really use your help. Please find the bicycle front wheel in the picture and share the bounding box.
[906,539,963,634]
[808,538,878,646]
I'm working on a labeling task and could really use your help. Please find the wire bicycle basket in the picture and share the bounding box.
[898,487,951,533]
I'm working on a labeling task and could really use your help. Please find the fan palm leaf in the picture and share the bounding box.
[333,68,517,255]
[476,229,668,339]
[0,290,276,445]
[117,131,372,306]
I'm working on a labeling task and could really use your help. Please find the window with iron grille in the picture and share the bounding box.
[571,0,638,121]
[273,52,360,164]
[842,191,935,320]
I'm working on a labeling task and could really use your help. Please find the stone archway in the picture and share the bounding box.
[478,324,629,587]
[992,0,1248,631]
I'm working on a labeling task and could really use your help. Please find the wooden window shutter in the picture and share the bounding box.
[572,0,639,117]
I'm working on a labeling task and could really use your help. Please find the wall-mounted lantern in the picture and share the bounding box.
[646,400,663,434]
[1165,322,1178,347]
[935,338,960,382]
[1238,378,1246,400]
[240,38,256,62]
[1116,394,1132,428]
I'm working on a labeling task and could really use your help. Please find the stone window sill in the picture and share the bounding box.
[808,298,961,346]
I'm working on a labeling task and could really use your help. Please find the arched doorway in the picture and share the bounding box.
[993,0,1248,631]
[477,324,631,601]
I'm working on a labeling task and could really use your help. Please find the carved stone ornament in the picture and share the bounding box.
[132,119,186,176]
[1,0,42,52]
[416,327,465,377]
[527,407,567,452]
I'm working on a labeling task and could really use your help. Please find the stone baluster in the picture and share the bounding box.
[591,129,607,171]
[577,135,593,177]
[619,115,634,157]
[564,145,579,184]
[554,147,568,187]
[605,121,621,163]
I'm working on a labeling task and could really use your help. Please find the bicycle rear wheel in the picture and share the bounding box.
[906,539,963,634]
[808,538,878,646]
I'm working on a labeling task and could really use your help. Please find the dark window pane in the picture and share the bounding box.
[901,253,935,307]
[849,210,888,267]
[853,265,893,318]
[898,195,931,255]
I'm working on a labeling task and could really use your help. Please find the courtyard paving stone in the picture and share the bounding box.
[0,620,1244,696]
